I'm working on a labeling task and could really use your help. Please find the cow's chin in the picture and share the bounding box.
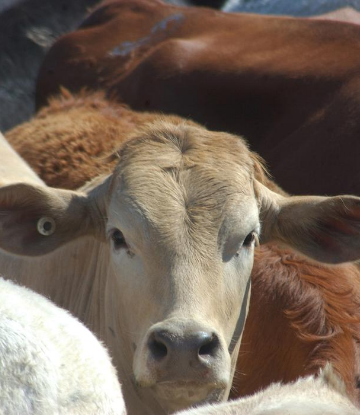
[134,358,230,412]
[152,381,226,413]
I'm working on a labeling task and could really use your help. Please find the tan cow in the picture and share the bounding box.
[176,365,360,415]
[0,132,124,413]
[2,118,360,414]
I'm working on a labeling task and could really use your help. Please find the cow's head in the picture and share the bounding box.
[1,119,360,412]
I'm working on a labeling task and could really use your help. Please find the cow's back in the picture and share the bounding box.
[35,0,360,196]
[6,91,159,189]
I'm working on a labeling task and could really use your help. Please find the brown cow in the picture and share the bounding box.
[0,0,218,133]
[6,89,284,194]
[233,243,360,404]
[6,89,158,189]
[36,0,360,196]
[5,91,360,409]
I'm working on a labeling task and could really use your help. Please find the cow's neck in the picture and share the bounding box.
[0,237,108,335]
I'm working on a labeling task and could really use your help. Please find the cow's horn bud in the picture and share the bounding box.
[37,217,56,236]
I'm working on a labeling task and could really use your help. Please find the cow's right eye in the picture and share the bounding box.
[111,229,127,250]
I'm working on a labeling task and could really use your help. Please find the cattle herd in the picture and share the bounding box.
[1,0,360,414]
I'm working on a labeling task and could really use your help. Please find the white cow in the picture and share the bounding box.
[0,276,125,415]
[2,118,360,414]
[177,365,360,415]
[0,131,44,186]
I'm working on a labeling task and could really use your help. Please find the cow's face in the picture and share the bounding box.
[105,120,258,410]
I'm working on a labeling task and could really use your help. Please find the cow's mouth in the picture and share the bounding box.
[153,380,225,412]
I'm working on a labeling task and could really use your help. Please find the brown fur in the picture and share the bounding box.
[7,90,276,193]
[232,243,360,403]
[6,90,159,189]
[35,0,360,196]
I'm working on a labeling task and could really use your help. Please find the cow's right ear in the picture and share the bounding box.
[0,181,109,256]
[255,180,360,264]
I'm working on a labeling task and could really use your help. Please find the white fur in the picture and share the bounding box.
[177,366,360,415]
[0,276,125,415]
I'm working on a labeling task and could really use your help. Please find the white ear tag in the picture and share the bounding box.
[37,217,56,236]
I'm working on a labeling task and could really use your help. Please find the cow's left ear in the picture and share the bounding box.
[255,181,360,264]
[0,180,109,256]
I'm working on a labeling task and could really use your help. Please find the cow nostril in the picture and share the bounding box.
[148,338,168,361]
[198,333,220,358]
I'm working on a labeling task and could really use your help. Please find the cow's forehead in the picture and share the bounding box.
[112,119,256,206]
[107,120,259,250]
[115,118,253,173]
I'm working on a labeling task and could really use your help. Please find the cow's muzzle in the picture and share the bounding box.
[134,319,230,411]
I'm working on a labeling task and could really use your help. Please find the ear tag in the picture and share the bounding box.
[37,217,56,236]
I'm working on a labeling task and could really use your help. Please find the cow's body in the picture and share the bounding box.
[36,0,360,196]
[0,276,124,415]
[5,91,158,189]
[234,243,360,403]
[5,90,284,196]
[0,0,224,133]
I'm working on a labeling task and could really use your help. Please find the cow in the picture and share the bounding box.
[3,92,360,414]
[35,0,360,196]
[177,365,360,415]
[0,0,224,133]
[5,90,159,190]
[6,91,360,406]
[0,276,125,414]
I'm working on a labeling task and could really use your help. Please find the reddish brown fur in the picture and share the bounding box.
[232,243,360,403]
[7,91,280,193]
[6,90,159,189]
[35,0,360,196]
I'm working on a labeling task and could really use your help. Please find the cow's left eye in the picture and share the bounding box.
[111,229,127,250]
[243,231,256,247]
